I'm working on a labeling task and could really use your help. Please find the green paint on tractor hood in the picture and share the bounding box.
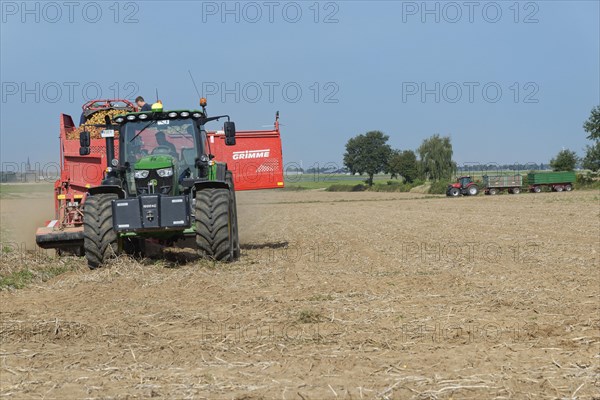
[135,155,174,170]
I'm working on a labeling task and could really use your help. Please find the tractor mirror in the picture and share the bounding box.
[224,121,236,146]
[80,131,90,147]
[79,146,91,156]
[224,121,236,138]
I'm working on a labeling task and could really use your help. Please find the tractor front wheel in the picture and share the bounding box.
[83,193,119,269]
[447,187,460,197]
[195,188,235,261]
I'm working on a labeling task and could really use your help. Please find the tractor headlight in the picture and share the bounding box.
[134,170,149,179]
[192,113,202,118]
[180,111,190,117]
[168,112,178,118]
[157,168,173,178]
[138,113,148,120]
[115,117,124,123]
[126,115,136,121]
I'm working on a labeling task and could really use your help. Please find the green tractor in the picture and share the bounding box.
[79,101,240,268]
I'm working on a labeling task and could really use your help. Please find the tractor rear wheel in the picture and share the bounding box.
[83,193,119,269]
[195,188,234,261]
[467,185,479,196]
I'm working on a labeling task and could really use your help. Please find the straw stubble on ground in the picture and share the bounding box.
[1,189,599,399]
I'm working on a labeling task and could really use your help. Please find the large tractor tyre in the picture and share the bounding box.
[467,185,479,196]
[225,172,241,260]
[83,193,119,270]
[447,187,460,197]
[195,188,234,262]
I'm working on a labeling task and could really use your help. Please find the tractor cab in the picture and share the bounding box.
[458,176,473,188]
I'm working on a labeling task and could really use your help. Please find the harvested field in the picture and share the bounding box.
[1,188,599,399]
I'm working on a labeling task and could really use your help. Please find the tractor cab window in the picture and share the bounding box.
[122,119,199,166]
[459,177,472,187]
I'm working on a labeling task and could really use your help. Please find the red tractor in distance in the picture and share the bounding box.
[446,176,479,197]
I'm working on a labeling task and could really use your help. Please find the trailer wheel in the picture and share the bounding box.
[489,188,498,195]
[511,187,520,194]
[533,186,541,193]
[554,185,564,192]
[195,188,234,262]
[225,171,240,260]
[83,193,119,269]
[565,184,573,191]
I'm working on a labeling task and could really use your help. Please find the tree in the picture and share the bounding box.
[387,149,418,182]
[583,105,600,141]
[583,106,600,171]
[343,131,391,186]
[550,149,578,171]
[582,142,600,171]
[417,134,456,181]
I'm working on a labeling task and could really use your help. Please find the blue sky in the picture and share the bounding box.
[1,0,599,171]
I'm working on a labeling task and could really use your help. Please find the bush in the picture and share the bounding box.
[575,172,600,190]
[428,180,449,194]
[326,184,367,192]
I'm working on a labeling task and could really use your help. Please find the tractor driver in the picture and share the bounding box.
[154,130,178,159]
[135,96,152,112]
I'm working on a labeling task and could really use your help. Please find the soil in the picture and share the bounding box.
[1,188,599,399]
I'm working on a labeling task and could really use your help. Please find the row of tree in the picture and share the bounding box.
[343,132,456,186]
[343,106,600,186]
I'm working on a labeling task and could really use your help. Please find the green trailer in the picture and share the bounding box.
[527,171,576,193]
[482,175,523,195]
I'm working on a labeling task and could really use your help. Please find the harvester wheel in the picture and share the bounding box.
[83,193,119,269]
[225,171,241,260]
[195,188,234,261]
